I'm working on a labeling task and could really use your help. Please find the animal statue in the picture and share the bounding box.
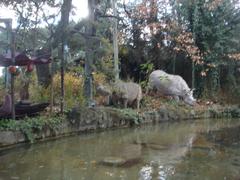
[96,84,112,105]
[96,80,142,110]
[148,70,196,105]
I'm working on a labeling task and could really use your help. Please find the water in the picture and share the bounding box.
[0,118,240,180]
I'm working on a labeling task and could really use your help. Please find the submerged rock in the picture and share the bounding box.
[206,125,240,146]
[132,141,169,150]
[101,157,126,166]
[99,144,142,167]
[191,135,215,150]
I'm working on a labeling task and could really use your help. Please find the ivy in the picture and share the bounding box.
[140,62,154,89]
[0,115,65,143]
[120,108,142,125]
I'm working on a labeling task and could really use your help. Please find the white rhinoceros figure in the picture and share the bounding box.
[148,70,196,105]
[96,80,142,110]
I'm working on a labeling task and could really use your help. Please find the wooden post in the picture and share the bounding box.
[5,22,10,90]
[50,42,54,113]
[192,60,195,89]
[10,30,15,119]
[0,18,15,119]
[60,44,65,114]
[0,19,12,92]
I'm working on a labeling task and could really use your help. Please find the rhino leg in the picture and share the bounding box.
[123,98,128,108]
[173,95,180,102]
[106,95,110,105]
[136,99,140,111]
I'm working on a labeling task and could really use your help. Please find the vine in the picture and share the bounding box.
[120,108,142,125]
[0,115,65,143]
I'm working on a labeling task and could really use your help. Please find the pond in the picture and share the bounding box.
[0,118,240,180]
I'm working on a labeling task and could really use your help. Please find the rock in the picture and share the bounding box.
[146,143,169,150]
[191,135,215,149]
[132,141,168,150]
[0,131,25,146]
[206,125,240,146]
[101,157,126,166]
[100,144,142,167]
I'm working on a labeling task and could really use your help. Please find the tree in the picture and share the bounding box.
[120,0,240,100]
[58,0,72,113]
[112,0,119,80]
[175,0,240,98]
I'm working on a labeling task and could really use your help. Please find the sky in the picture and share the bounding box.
[0,0,89,28]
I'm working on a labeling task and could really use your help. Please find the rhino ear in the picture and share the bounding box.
[185,89,194,95]
[183,89,189,95]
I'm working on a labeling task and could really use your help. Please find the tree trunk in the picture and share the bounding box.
[112,0,119,81]
[59,0,72,113]
[84,0,96,107]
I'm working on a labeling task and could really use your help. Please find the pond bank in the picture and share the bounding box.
[0,104,240,150]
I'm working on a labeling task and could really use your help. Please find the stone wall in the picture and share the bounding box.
[0,105,240,150]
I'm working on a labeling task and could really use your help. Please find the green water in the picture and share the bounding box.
[0,118,240,180]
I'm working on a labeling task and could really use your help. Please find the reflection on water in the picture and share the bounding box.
[0,118,240,180]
